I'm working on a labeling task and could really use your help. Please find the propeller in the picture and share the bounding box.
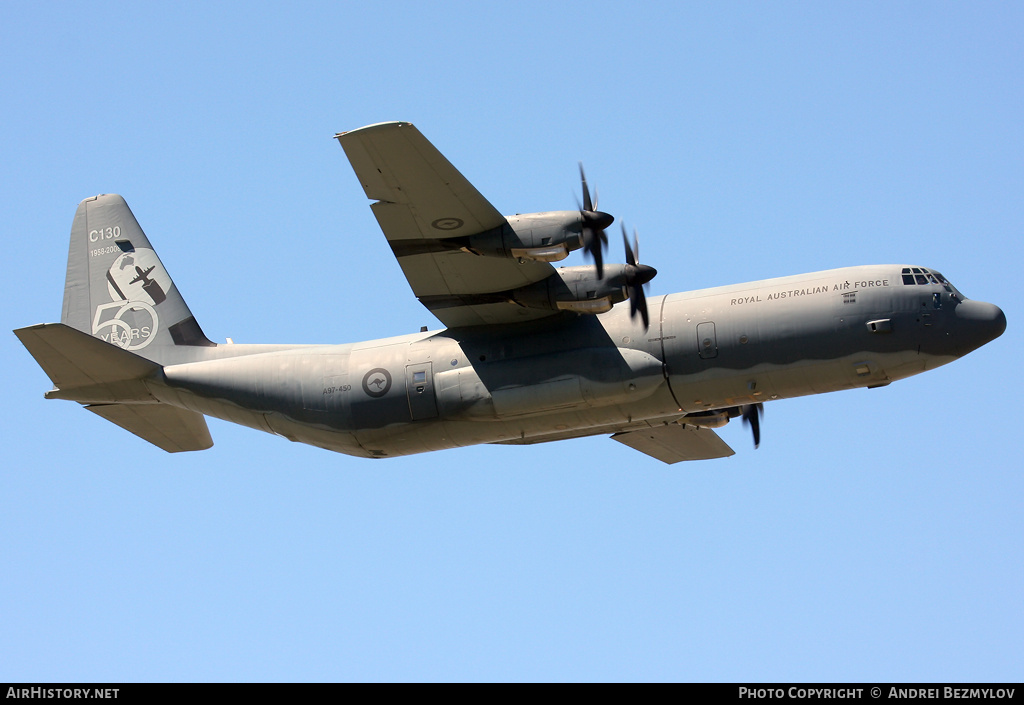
[740,403,764,449]
[578,163,613,279]
[621,224,657,329]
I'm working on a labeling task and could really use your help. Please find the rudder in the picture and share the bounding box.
[62,195,213,360]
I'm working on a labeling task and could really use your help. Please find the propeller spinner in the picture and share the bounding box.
[621,225,657,329]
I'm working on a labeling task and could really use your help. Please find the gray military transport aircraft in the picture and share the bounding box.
[15,122,1006,462]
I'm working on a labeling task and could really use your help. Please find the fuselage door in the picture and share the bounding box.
[696,321,718,359]
[406,362,438,420]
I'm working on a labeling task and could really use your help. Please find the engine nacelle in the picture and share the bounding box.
[389,211,589,262]
[460,211,585,262]
[510,266,629,314]
[682,408,743,429]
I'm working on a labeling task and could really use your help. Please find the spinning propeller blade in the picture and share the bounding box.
[578,164,612,279]
[741,403,764,449]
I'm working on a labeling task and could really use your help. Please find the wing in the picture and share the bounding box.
[336,122,559,328]
[611,423,735,463]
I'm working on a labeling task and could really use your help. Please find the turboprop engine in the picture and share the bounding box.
[407,165,615,275]
[459,210,608,263]
[510,264,651,315]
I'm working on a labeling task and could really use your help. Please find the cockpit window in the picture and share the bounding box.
[932,271,955,294]
[902,266,948,287]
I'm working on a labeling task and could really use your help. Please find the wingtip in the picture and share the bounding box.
[336,121,413,141]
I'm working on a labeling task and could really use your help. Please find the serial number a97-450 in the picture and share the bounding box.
[322,385,352,395]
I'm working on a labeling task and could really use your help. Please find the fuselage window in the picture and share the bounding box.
[933,293,942,309]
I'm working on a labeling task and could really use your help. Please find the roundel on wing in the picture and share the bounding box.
[431,217,464,231]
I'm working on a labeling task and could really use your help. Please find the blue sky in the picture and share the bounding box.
[2,1,1020,682]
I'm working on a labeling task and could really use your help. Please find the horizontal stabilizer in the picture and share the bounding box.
[611,423,735,464]
[14,323,159,402]
[16,322,212,452]
[85,403,212,453]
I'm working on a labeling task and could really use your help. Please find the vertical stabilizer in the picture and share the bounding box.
[62,195,213,360]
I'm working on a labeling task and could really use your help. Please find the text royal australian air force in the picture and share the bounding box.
[726,269,892,307]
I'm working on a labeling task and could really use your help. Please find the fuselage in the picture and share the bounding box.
[150,264,1005,459]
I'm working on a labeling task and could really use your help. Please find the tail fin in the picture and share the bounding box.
[62,194,214,361]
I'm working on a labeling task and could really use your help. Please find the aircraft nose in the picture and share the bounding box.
[954,299,1006,355]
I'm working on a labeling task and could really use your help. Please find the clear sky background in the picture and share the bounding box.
[2,1,1020,682]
